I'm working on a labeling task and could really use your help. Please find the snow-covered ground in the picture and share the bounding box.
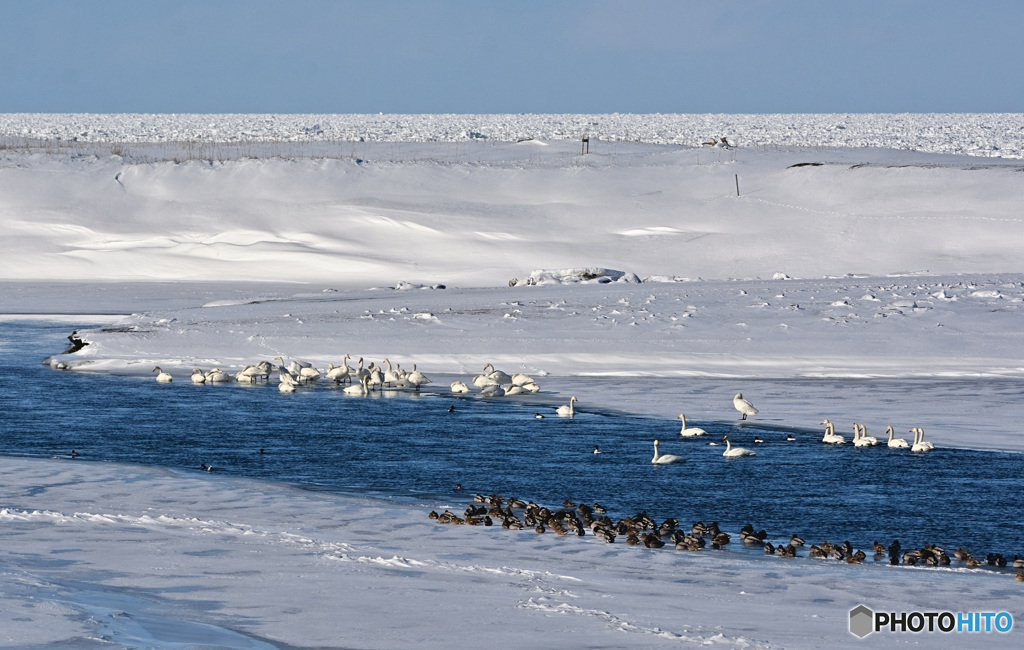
[3,114,1024,647]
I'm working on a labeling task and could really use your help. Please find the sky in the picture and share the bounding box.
[2,1,1022,114]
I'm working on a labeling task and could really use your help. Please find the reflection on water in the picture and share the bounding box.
[2,320,1023,562]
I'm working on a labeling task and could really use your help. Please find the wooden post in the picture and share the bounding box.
[735,174,740,197]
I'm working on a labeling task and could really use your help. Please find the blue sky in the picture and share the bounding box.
[3,1,1021,114]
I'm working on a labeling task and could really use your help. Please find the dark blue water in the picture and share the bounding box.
[3,320,1024,561]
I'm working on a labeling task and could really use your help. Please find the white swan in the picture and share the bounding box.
[190,369,206,384]
[450,381,470,394]
[235,365,261,383]
[722,435,756,457]
[407,364,431,389]
[820,420,845,444]
[733,393,759,420]
[152,366,173,383]
[298,366,321,383]
[519,381,541,393]
[205,368,233,383]
[858,423,879,445]
[343,375,370,396]
[886,425,909,448]
[911,427,935,452]
[480,383,506,397]
[483,363,513,385]
[382,358,400,387]
[278,370,298,393]
[853,423,878,447]
[677,413,707,436]
[511,372,535,386]
[326,355,353,384]
[556,396,577,417]
[652,440,683,464]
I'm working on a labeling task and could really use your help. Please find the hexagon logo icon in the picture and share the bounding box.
[850,604,874,638]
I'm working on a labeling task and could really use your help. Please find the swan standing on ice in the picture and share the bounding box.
[722,435,756,457]
[886,426,910,448]
[407,364,431,389]
[820,420,845,444]
[911,427,935,452]
[327,355,353,384]
[556,396,578,417]
[152,366,173,383]
[450,381,470,394]
[733,393,759,420]
[677,413,707,436]
[651,440,683,464]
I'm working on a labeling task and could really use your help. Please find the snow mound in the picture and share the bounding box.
[509,268,639,286]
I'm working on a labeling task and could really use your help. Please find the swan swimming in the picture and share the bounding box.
[677,413,707,437]
[152,366,173,383]
[556,396,577,417]
[343,375,370,396]
[722,435,756,457]
[820,420,845,444]
[911,427,935,452]
[886,425,909,448]
[190,369,206,384]
[651,440,683,464]
[853,423,878,447]
[733,393,759,420]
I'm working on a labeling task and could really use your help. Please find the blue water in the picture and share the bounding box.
[3,320,1024,562]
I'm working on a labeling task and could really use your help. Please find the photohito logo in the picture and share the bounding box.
[850,604,1013,638]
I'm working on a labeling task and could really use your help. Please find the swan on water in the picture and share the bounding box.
[820,420,845,444]
[556,396,577,417]
[205,368,233,383]
[235,365,261,383]
[343,375,370,396]
[190,369,207,384]
[450,381,471,393]
[911,427,935,452]
[853,423,878,447]
[886,425,909,448]
[677,413,707,437]
[152,366,173,383]
[722,435,756,457]
[733,393,759,420]
[298,366,322,383]
[651,440,683,464]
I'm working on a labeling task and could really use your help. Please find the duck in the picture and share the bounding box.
[70,449,81,458]
[785,434,796,441]
[733,393,758,420]
[677,413,707,436]
[556,396,578,417]
[722,435,756,457]
[534,413,545,419]
[911,427,935,452]
[152,366,173,383]
[886,425,909,448]
[651,440,683,464]
[753,436,764,443]
[593,445,601,454]
[820,420,845,444]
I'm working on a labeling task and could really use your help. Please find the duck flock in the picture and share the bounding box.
[430,492,1024,582]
